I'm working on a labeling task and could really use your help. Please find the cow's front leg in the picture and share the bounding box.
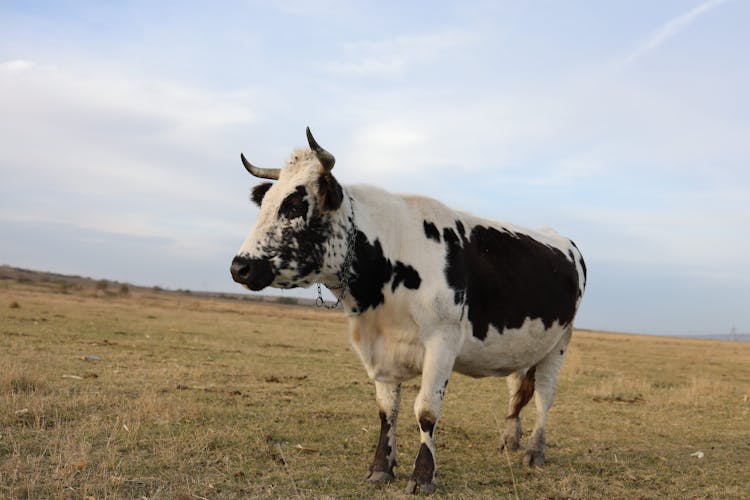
[405,345,454,495]
[366,381,401,483]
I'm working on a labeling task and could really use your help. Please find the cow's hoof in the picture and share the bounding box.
[523,449,545,467]
[365,470,395,483]
[405,479,437,495]
[500,431,521,451]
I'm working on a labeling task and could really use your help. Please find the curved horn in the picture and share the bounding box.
[306,127,335,171]
[240,153,281,180]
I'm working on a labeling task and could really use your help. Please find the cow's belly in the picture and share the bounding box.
[349,305,568,382]
[348,307,424,383]
[453,318,567,377]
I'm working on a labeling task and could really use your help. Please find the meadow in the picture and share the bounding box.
[1,272,749,498]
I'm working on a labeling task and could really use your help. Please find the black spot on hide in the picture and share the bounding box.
[569,241,587,297]
[568,249,585,299]
[251,182,273,207]
[348,231,421,312]
[443,222,580,340]
[580,257,587,281]
[348,232,391,311]
[572,242,587,288]
[418,415,435,437]
[278,185,308,220]
[437,379,448,400]
[579,257,587,282]
[423,221,441,242]
[369,411,394,476]
[570,241,587,280]
[443,227,466,305]
[455,219,465,237]
[317,173,343,211]
[392,262,421,293]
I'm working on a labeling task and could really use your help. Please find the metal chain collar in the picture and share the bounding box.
[315,193,357,310]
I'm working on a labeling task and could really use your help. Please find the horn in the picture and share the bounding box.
[306,126,335,171]
[240,153,281,180]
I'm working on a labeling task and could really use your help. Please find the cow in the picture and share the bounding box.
[230,128,587,494]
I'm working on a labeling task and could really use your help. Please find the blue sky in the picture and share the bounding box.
[1,1,748,336]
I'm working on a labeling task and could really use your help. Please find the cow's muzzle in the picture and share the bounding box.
[230,255,275,291]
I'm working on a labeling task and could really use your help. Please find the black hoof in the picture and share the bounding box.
[523,449,545,466]
[365,469,395,483]
[500,433,521,451]
[405,479,437,495]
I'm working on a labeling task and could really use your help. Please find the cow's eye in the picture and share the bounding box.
[279,186,308,220]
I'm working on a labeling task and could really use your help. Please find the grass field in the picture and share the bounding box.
[1,275,749,498]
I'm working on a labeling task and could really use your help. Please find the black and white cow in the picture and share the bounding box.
[230,128,587,494]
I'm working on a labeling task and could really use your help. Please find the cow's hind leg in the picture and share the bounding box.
[366,382,401,483]
[523,326,573,466]
[500,368,536,452]
[405,342,454,495]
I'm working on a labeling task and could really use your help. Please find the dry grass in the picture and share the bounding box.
[1,278,749,498]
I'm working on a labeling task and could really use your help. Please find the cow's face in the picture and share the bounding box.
[230,129,344,291]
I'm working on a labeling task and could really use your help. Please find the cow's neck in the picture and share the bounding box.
[318,188,358,307]
[330,186,412,317]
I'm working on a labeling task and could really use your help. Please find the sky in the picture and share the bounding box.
[1,0,748,337]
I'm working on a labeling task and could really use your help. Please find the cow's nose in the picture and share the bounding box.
[230,255,275,291]
[230,255,251,283]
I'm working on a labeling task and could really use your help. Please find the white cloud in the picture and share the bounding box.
[325,31,474,77]
[0,59,262,250]
[621,0,729,67]
[0,60,256,181]
[325,63,748,193]
[568,191,750,273]
[0,61,255,135]
[0,59,36,74]
[272,0,353,17]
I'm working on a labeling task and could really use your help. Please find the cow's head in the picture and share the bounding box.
[230,127,345,291]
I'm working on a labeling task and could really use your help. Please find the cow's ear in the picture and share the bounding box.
[317,173,343,211]
[251,182,273,206]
